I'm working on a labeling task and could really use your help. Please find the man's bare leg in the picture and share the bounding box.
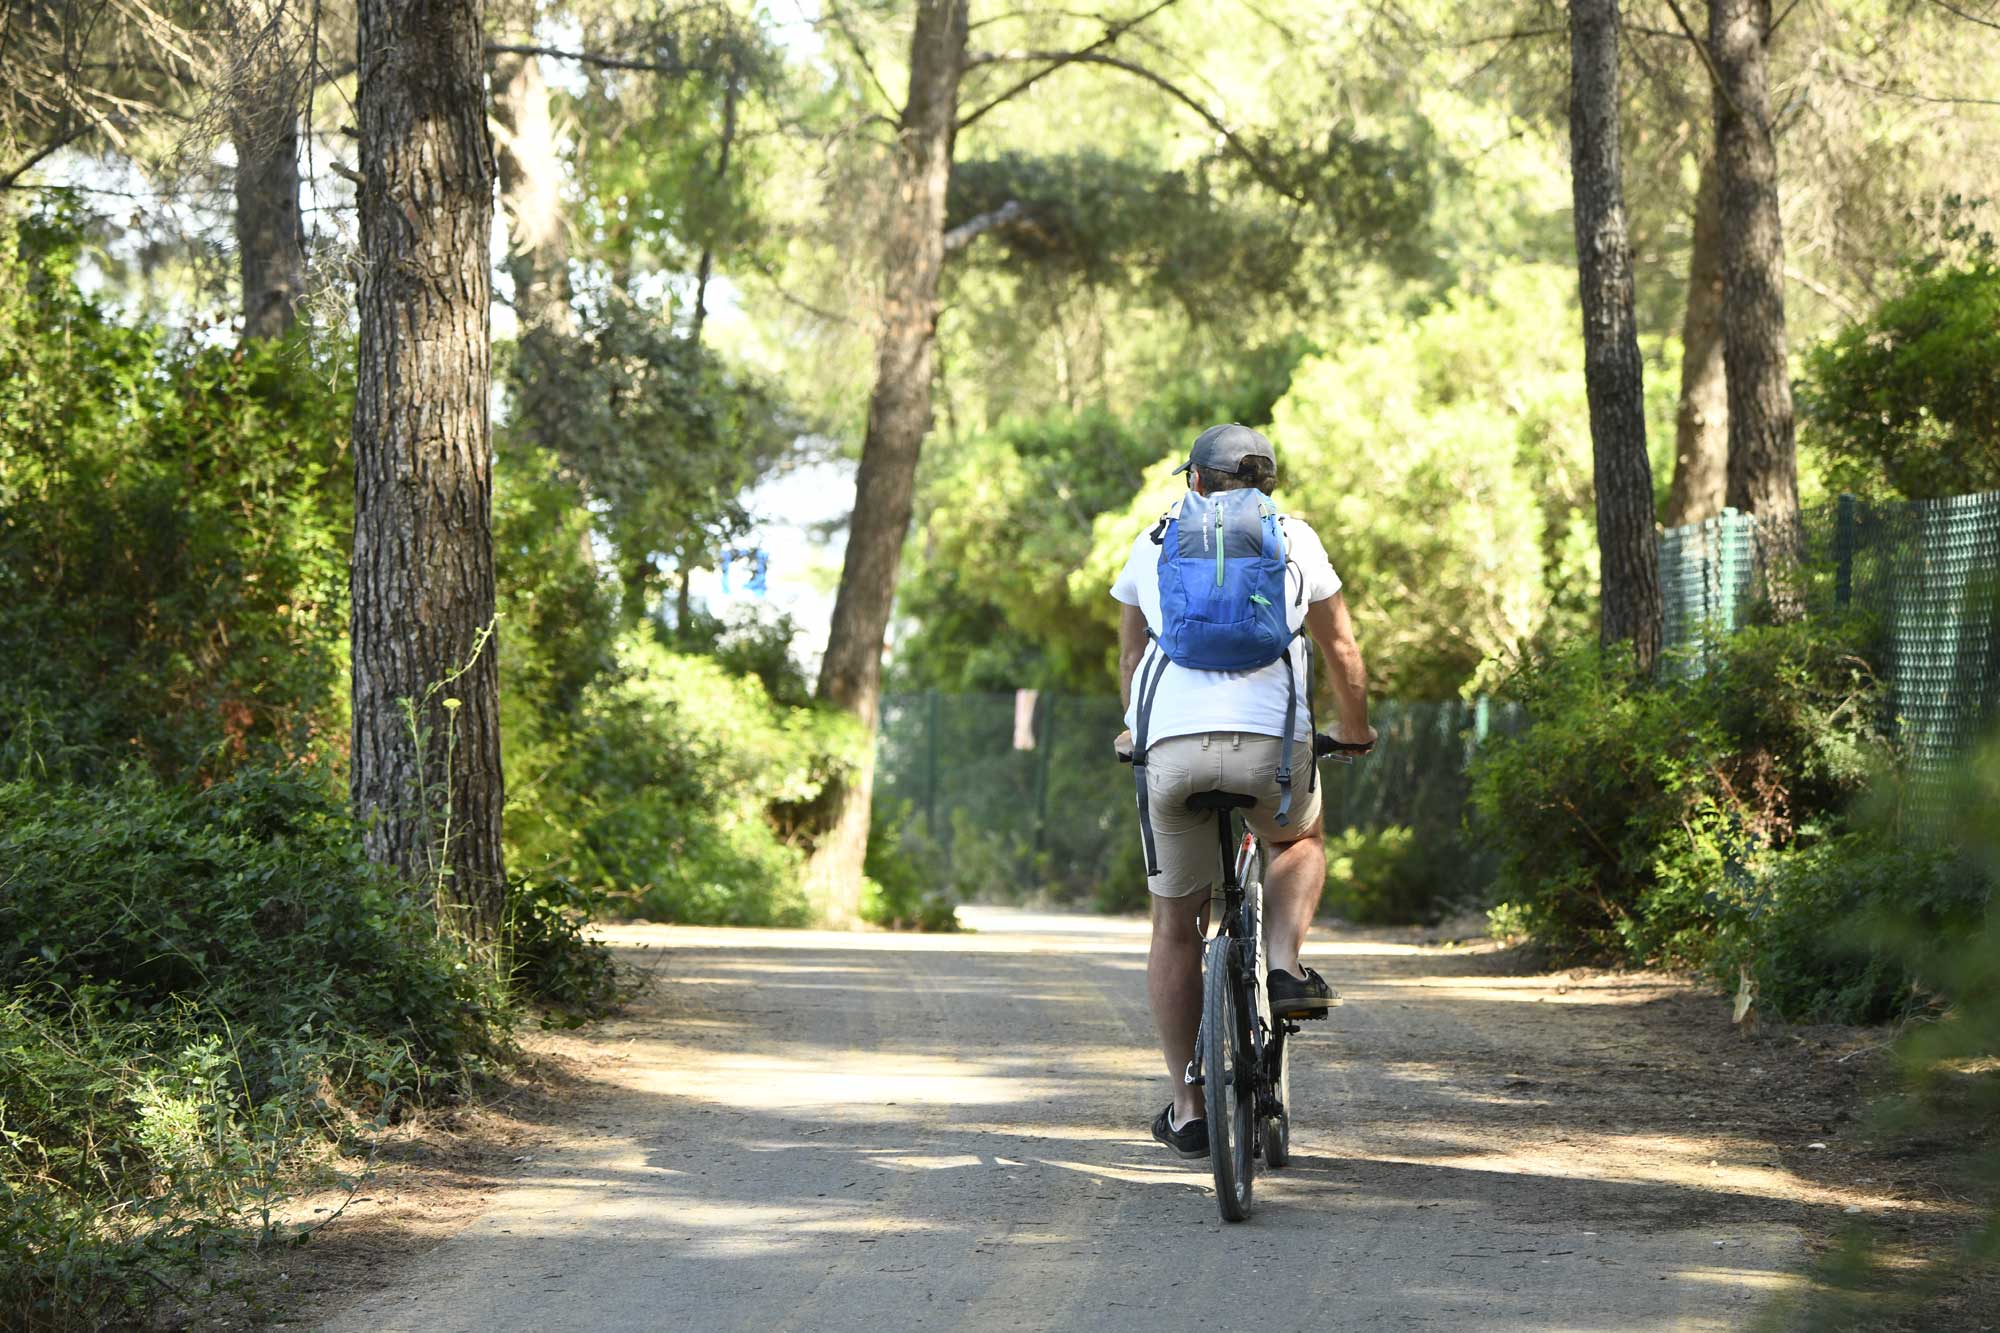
[1264,826,1325,977]
[1147,892,1207,1126]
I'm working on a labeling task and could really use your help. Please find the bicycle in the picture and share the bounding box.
[1126,730,1371,1222]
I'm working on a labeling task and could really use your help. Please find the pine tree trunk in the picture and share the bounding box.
[350,0,507,943]
[230,8,305,342]
[1710,0,1799,524]
[805,0,969,924]
[1569,0,1663,671]
[1665,151,1728,527]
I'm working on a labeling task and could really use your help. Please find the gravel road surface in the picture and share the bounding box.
[321,908,1804,1331]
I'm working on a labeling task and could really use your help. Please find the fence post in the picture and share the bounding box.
[1833,492,1857,608]
[1030,693,1056,870]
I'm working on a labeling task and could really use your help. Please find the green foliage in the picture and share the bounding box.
[897,346,1308,694]
[1324,824,1480,927]
[948,137,1432,321]
[1471,619,1890,966]
[0,767,507,1325]
[1267,265,1613,698]
[1755,732,2000,1324]
[0,767,503,1096]
[1708,833,1975,1026]
[860,803,960,932]
[503,296,795,619]
[1803,254,2000,500]
[0,205,352,783]
[504,631,858,927]
[506,878,625,1023]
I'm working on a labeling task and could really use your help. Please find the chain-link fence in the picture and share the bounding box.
[1660,491,2000,808]
[880,493,1998,906]
[874,691,1518,908]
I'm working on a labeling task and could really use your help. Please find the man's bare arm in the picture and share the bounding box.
[1304,591,1375,747]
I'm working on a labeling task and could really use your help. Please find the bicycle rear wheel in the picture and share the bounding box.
[1201,935,1255,1221]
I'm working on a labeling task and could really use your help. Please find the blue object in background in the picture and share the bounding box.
[719,547,769,597]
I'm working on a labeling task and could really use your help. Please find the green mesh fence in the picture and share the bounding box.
[879,493,1998,904]
[1658,491,2000,806]
[874,692,1518,906]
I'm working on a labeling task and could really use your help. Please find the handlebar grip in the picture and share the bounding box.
[1313,732,1374,758]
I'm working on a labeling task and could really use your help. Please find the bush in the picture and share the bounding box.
[504,632,859,926]
[1323,824,1479,926]
[1802,254,2000,499]
[506,878,625,1021]
[0,206,352,785]
[0,765,509,1325]
[862,802,960,931]
[1470,619,1890,966]
[1709,833,1976,1025]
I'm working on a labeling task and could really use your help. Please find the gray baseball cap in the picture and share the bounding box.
[1171,422,1277,476]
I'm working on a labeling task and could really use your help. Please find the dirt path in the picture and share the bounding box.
[305,908,1902,1332]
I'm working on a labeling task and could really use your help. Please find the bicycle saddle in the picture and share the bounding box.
[1186,790,1258,813]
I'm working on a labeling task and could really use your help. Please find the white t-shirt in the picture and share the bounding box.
[1111,496,1343,744]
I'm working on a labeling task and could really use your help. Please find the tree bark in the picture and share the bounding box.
[1710,0,1799,524]
[805,0,970,924]
[1665,150,1728,527]
[230,5,306,342]
[1569,0,1663,672]
[350,0,507,943]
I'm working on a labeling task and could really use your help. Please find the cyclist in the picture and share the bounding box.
[1110,423,1374,1159]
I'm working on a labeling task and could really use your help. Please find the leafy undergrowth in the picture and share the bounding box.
[0,766,620,1330]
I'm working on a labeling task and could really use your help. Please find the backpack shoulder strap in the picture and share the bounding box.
[1130,632,1170,877]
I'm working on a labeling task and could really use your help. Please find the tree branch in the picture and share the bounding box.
[958,0,1183,129]
[942,198,1034,253]
[963,49,1293,197]
[820,0,899,117]
[483,42,713,78]
[1914,0,2000,30]
[0,126,88,190]
[1658,0,1740,119]
[1825,69,2000,109]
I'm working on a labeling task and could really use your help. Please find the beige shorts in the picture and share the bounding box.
[1139,732,1323,898]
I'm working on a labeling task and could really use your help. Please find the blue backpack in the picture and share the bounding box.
[1130,489,1313,875]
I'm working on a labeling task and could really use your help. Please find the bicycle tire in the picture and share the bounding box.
[1202,935,1255,1221]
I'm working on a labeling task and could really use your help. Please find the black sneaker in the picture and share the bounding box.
[1268,965,1338,1018]
[1152,1104,1208,1159]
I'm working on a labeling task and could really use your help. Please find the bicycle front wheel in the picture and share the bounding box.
[1202,935,1255,1221]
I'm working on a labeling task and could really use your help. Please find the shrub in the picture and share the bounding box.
[1707,833,1979,1026]
[1470,619,1890,966]
[0,766,509,1325]
[0,767,503,1101]
[506,878,626,1021]
[0,207,352,785]
[1323,824,1478,926]
[862,803,961,931]
[504,632,859,926]
[1802,254,2000,499]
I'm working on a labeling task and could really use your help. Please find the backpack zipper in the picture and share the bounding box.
[1214,505,1226,586]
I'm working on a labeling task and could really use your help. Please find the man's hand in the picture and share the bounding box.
[1113,728,1135,761]
[1332,721,1378,751]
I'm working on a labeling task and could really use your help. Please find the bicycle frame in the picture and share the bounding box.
[1188,812,1287,1119]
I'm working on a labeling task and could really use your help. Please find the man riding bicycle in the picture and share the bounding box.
[1110,423,1374,1160]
